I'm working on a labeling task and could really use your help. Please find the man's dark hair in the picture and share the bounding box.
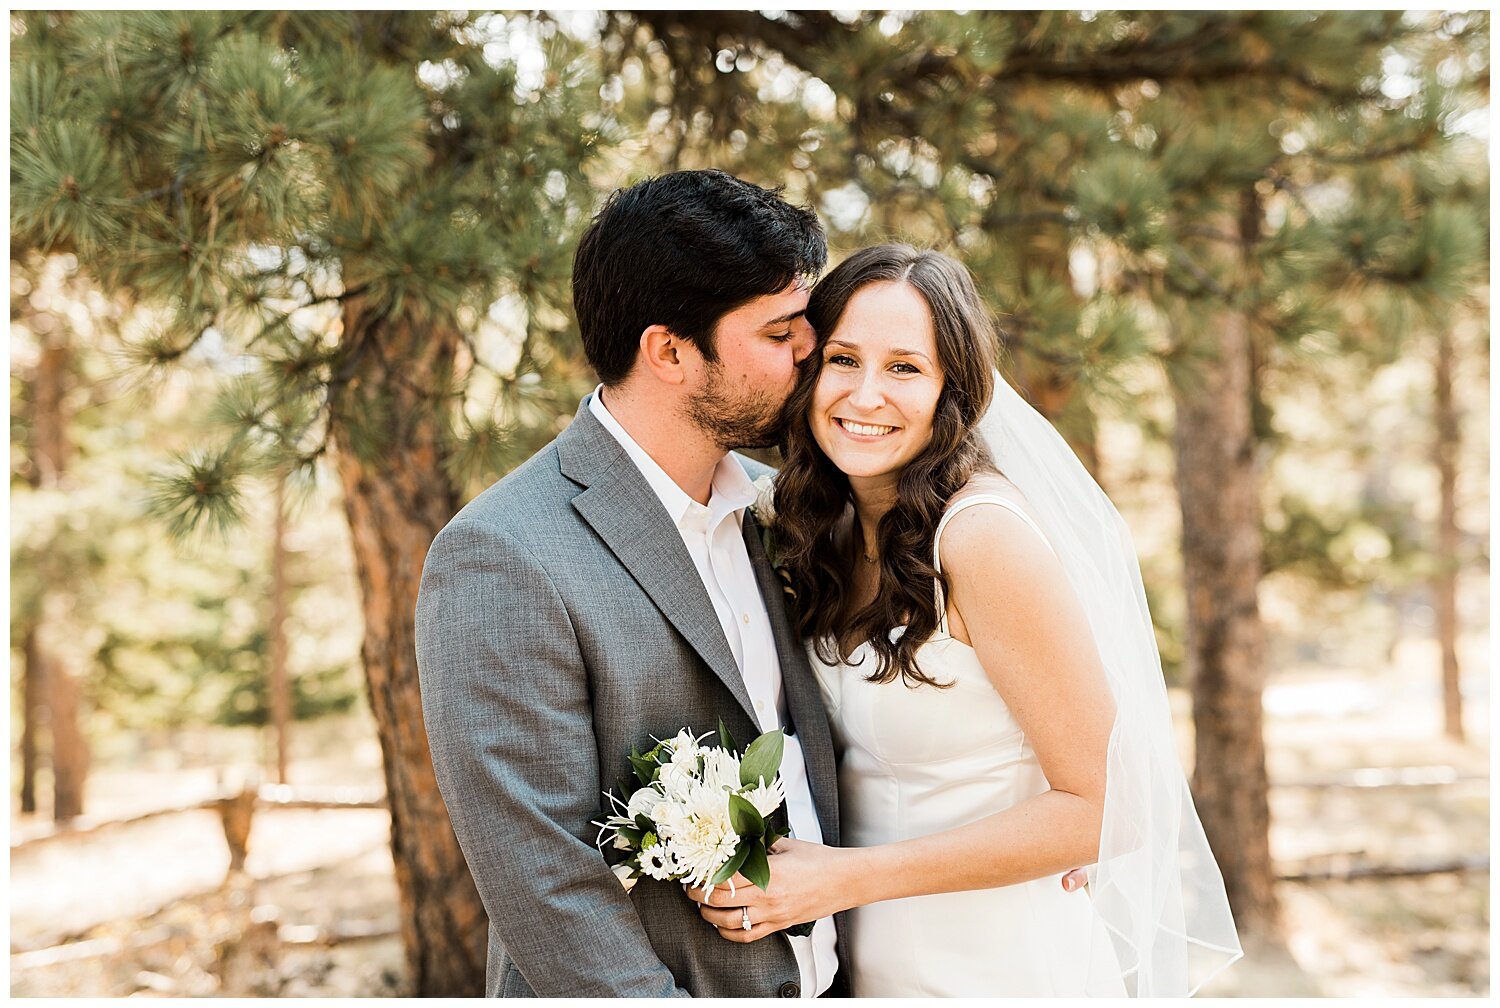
[572,169,827,385]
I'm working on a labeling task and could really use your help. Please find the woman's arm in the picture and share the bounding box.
[692,502,1115,941]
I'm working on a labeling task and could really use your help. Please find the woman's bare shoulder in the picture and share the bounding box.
[939,474,1055,576]
[945,473,1033,518]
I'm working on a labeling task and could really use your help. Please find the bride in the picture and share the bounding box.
[688,245,1241,996]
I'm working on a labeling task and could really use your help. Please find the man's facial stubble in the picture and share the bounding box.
[683,355,792,451]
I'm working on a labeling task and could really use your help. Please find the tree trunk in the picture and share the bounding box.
[330,299,484,995]
[29,326,90,823]
[1167,194,1281,940]
[46,605,88,823]
[1433,326,1463,741]
[32,336,70,486]
[1170,315,1280,937]
[20,628,43,815]
[268,478,293,783]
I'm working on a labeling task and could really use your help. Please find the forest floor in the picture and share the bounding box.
[9,652,1489,997]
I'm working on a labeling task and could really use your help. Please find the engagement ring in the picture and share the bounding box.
[741,907,752,931]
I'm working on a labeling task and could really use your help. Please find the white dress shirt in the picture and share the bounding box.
[590,388,837,997]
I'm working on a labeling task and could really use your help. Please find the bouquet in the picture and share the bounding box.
[595,720,800,911]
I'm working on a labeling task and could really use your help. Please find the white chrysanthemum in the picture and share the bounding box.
[740,776,786,819]
[683,779,733,827]
[626,785,661,822]
[649,794,693,839]
[612,863,639,893]
[699,747,742,794]
[665,729,702,766]
[657,757,699,798]
[668,813,741,887]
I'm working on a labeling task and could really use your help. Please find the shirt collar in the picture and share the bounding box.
[589,385,756,533]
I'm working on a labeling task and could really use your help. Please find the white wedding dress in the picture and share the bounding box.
[808,494,1126,997]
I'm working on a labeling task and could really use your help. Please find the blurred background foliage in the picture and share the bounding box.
[10,253,366,734]
[10,9,1488,996]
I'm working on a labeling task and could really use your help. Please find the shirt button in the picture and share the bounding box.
[742,612,751,624]
[755,700,765,712]
[778,981,800,998]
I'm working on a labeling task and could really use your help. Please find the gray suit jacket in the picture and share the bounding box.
[415,396,843,997]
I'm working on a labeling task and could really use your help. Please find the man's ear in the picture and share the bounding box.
[638,324,691,386]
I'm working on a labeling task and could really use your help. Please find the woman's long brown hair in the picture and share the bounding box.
[775,245,1000,688]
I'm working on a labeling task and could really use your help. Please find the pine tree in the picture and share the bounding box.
[1297,12,1489,742]
[12,11,610,992]
[11,251,368,789]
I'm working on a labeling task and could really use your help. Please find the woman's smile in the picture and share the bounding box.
[833,417,901,439]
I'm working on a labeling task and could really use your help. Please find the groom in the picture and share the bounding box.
[415,170,844,997]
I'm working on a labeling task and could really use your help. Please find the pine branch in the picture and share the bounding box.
[1267,173,1321,223]
[633,10,1387,106]
[981,210,1074,230]
[1178,225,1242,244]
[240,282,370,354]
[1166,244,1235,301]
[145,445,251,540]
[1307,127,1442,165]
[996,314,1087,369]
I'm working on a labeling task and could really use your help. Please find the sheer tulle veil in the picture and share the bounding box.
[979,371,1243,996]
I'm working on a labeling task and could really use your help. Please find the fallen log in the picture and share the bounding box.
[11,787,387,851]
[1276,765,1486,790]
[1279,853,1489,882]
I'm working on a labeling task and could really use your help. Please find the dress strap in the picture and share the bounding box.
[932,494,1055,636]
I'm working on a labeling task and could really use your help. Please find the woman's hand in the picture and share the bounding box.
[683,838,860,943]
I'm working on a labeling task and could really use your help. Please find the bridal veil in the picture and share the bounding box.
[979,371,1243,996]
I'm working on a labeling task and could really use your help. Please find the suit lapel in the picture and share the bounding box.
[560,402,758,726]
[741,510,841,847]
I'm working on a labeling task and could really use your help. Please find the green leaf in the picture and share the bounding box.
[739,729,785,788]
[717,716,737,755]
[711,841,752,886]
[628,748,658,785]
[740,840,771,891]
[728,793,765,838]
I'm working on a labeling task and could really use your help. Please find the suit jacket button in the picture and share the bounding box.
[778,981,800,997]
